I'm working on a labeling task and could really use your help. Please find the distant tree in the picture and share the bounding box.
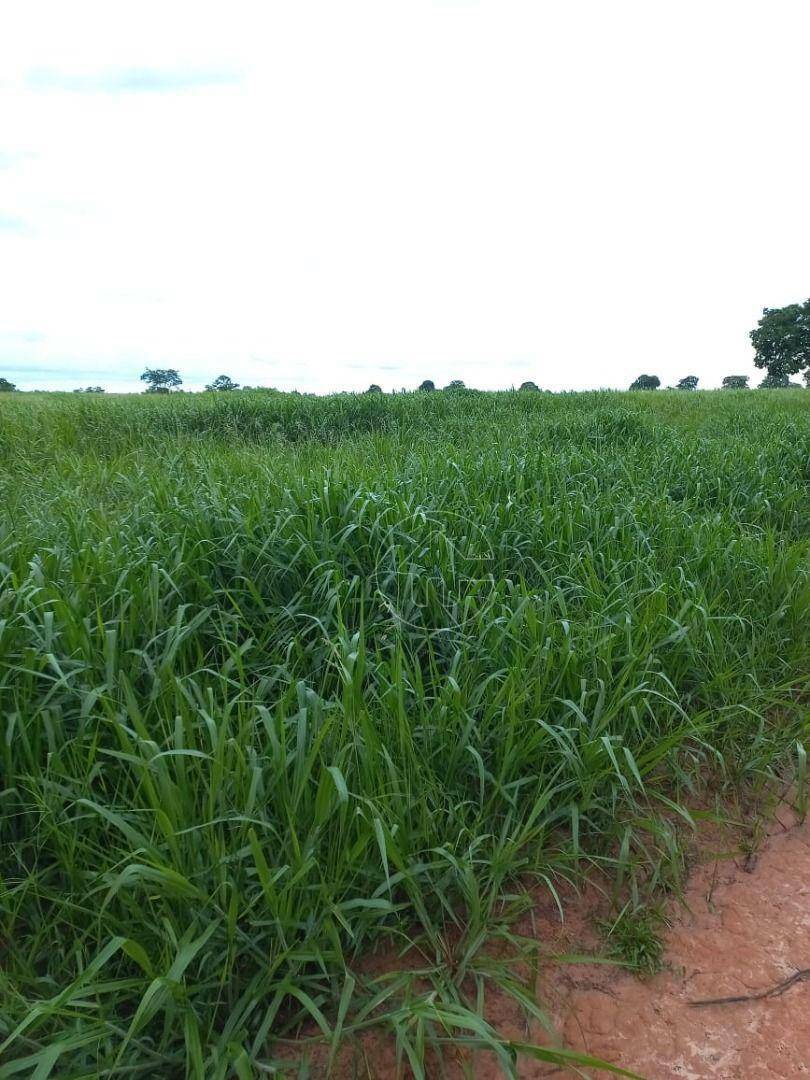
[519,380,541,391]
[205,374,240,392]
[365,383,383,394]
[758,372,791,388]
[417,379,435,392]
[751,299,810,382]
[141,368,182,393]
[73,385,106,393]
[444,379,466,391]
[721,375,749,389]
[804,370,810,388]
[629,374,660,390]
[676,375,698,391]
[0,376,17,392]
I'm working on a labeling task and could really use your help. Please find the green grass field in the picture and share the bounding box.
[1,388,808,1077]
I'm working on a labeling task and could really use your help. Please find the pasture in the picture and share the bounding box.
[1,388,808,1076]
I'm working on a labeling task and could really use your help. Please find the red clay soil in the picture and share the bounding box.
[288,806,810,1079]
[480,804,810,1080]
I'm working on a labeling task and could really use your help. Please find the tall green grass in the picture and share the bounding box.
[1,388,808,1076]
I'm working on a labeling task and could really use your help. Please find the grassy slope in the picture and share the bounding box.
[1,389,808,1076]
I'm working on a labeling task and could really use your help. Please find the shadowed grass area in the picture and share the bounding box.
[1,387,808,1076]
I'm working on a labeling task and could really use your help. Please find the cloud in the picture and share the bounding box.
[0,331,44,343]
[0,151,31,169]
[26,67,241,94]
[0,214,30,232]
[0,362,112,376]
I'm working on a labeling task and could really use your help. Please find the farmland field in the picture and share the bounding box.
[1,388,809,1076]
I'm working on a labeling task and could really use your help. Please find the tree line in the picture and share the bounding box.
[630,372,809,390]
[3,298,809,394]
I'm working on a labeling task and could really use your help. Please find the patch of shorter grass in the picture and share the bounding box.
[601,904,668,977]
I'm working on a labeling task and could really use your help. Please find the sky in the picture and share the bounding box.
[1,1,809,394]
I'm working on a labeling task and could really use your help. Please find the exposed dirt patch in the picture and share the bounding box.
[285,806,810,1078]
[480,805,810,1079]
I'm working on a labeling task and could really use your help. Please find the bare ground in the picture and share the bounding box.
[287,805,810,1078]
[480,804,810,1079]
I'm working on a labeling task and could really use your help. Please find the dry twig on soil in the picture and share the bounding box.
[689,969,810,1007]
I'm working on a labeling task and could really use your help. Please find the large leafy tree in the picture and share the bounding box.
[0,376,17,392]
[676,375,698,390]
[722,375,749,389]
[750,299,810,379]
[444,379,466,391]
[140,368,182,393]
[417,379,435,392]
[519,380,540,391]
[629,374,660,390]
[205,374,239,391]
[758,372,792,389]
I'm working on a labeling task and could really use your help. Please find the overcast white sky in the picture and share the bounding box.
[1,1,808,393]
